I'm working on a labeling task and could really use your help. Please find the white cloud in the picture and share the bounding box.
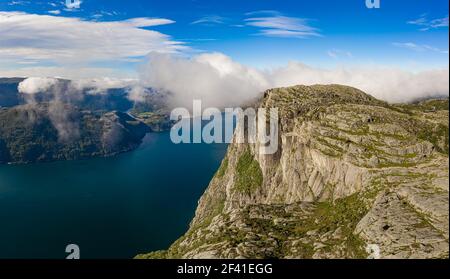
[136,52,449,108]
[16,76,141,141]
[423,45,449,54]
[407,14,449,31]
[18,77,59,94]
[17,77,81,141]
[245,10,280,16]
[70,78,137,94]
[90,10,119,20]
[138,52,269,108]
[268,62,449,103]
[245,11,321,38]
[18,76,137,96]
[7,0,30,6]
[127,85,150,102]
[392,42,424,52]
[125,17,175,27]
[327,49,353,59]
[191,15,227,25]
[0,11,185,66]
[48,10,61,15]
[393,42,449,54]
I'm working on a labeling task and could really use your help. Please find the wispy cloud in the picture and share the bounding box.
[393,42,424,52]
[125,17,175,27]
[244,11,321,38]
[191,15,227,25]
[0,12,185,67]
[90,10,120,20]
[407,14,449,31]
[245,10,279,16]
[327,49,353,59]
[48,10,61,15]
[138,52,449,108]
[393,42,448,54]
[7,0,30,6]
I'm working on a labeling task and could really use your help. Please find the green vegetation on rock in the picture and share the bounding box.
[216,157,229,178]
[234,148,263,194]
[0,103,149,164]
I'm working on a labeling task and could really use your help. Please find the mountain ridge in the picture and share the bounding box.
[0,103,149,164]
[136,84,449,259]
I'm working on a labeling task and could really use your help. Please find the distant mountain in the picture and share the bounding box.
[0,77,176,164]
[0,77,134,112]
[0,77,175,131]
[137,85,449,259]
[0,78,25,108]
[0,103,149,164]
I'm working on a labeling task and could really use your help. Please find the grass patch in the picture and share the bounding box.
[417,123,449,155]
[216,157,229,178]
[234,148,263,194]
[293,193,370,258]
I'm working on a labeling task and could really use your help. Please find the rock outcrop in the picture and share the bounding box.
[137,85,449,259]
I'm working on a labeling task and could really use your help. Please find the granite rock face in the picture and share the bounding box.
[137,85,449,259]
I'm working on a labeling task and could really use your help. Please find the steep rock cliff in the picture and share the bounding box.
[137,85,449,259]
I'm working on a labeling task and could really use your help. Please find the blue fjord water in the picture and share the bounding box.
[0,132,228,259]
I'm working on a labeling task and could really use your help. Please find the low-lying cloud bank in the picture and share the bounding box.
[18,77,80,142]
[137,53,269,108]
[137,52,449,108]
[17,77,138,142]
[16,52,449,113]
[18,77,60,95]
[18,77,135,96]
[14,53,448,140]
[268,63,449,103]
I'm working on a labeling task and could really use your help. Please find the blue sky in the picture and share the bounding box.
[0,0,448,78]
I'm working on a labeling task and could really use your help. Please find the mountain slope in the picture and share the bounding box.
[0,78,134,112]
[0,103,149,164]
[0,78,24,108]
[137,84,449,259]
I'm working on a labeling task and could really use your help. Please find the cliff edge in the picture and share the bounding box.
[137,85,449,259]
